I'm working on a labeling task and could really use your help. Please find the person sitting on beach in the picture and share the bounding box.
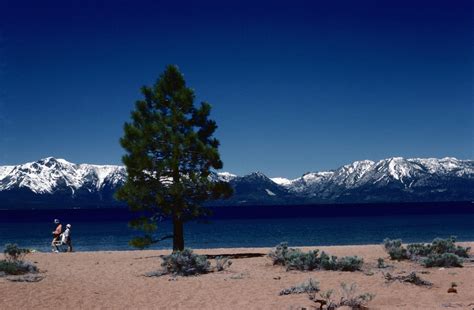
[61,224,73,252]
[51,219,62,252]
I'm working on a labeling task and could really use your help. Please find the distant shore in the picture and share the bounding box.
[1,243,473,309]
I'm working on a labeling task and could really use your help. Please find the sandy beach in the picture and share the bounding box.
[1,243,473,310]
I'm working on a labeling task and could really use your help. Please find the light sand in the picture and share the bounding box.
[1,243,473,310]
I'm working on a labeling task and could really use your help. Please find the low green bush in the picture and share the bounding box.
[319,252,363,271]
[406,237,470,258]
[421,253,463,268]
[161,249,210,276]
[430,237,470,258]
[377,257,387,268]
[285,249,321,271]
[319,252,338,270]
[383,238,409,260]
[1,243,37,276]
[268,242,298,266]
[383,237,470,268]
[406,243,432,257]
[336,256,364,271]
[0,260,37,275]
[4,244,30,262]
[269,243,363,272]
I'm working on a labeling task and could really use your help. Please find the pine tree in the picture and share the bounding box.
[116,65,232,251]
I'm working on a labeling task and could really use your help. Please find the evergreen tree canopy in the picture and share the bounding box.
[116,65,232,251]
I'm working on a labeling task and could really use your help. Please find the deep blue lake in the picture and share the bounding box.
[0,202,473,252]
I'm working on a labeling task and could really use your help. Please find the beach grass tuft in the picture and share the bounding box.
[384,271,432,287]
[214,256,232,271]
[279,278,320,296]
[310,282,374,309]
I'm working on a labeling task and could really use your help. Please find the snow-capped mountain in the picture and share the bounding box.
[221,172,294,206]
[276,157,474,203]
[0,157,127,207]
[0,157,126,194]
[0,157,473,208]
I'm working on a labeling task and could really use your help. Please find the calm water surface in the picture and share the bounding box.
[0,212,473,252]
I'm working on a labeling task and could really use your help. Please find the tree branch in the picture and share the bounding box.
[152,234,174,243]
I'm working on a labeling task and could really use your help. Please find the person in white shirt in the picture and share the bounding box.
[61,224,73,252]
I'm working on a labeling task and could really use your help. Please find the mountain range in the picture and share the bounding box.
[0,157,472,209]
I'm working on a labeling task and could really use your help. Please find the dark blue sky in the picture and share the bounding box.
[0,0,472,178]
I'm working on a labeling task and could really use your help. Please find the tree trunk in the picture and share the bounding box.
[173,215,184,251]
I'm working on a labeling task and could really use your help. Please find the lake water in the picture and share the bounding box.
[0,203,473,252]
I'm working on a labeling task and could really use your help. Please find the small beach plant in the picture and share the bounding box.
[319,252,364,271]
[421,253,463,268]
[339,282,375,309]
[401,272,433,286]
[335,255,364,272]
[4,244,29,262]
[405,243,432,257]
[309,283,374,309]
[314,289,337,310]
[268,242,292,266]
[377,257,386,268]
[319,252,339,270]
[0,244,37,276]
[383,238,409,260]
[279,278,320,296]
[430,237,470,257]
[145,250,233,277]
[214,256,232,271]
[384,271,432,287]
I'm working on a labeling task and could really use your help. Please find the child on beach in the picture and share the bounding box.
[61,224,73,252]
[51,219,62,252]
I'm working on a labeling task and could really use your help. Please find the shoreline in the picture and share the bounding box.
[2,243,473,309]
[17,241,474,254]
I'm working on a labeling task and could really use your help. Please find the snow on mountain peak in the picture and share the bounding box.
[245,172,269,179]
[271,177,293,186]
[282,156,473,194]
[0,166,14,180]
[216,172,237,182]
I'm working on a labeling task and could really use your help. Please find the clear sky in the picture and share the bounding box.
[0,0,472,178]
